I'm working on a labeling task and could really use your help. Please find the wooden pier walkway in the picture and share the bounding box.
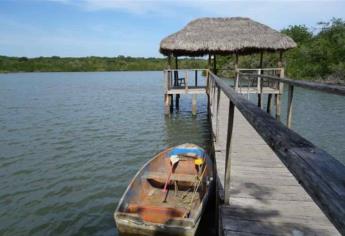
[211,91,339,235]
[163,68,345,235]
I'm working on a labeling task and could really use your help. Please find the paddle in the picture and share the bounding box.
[162,156,180,202]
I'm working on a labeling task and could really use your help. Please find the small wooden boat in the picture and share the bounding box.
[114,143,214,236]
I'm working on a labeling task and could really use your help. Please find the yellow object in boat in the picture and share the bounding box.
[194,158,204,165]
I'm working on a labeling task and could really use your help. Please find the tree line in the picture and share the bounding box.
[217,18,345,84]
[0,56,206,73]
[1,18,344,84]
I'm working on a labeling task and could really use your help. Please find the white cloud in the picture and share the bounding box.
[51,0,345,28]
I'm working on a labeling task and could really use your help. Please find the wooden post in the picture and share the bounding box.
[208,54,212,70]
[267,94,272,114]
[168,55,172,69]
[260,76,264,110]
[287,85,294,128]
[257,69,263,109]
[164,70,168,93]
[175,56,180,109]
[213,55,217,74]
[195,70,198,87]
[206,69,210,94]
[170,94,174,112]
[165,55,172,115]
[192,94,197,116]
[258,52,263,109]
[174,56,178,86]
[234,54,239,90]
[278,51,283,68]
[185,71,189,93]
[215,87,221,140]
[224,100,235,204]
[175,95,180,110]
[276,51,284,121]
[275,92,281,121]
[164,94,170,115]
[212,80,217,116]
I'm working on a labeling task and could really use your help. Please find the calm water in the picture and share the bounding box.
[0,72,344,235]
[0,72,210,236]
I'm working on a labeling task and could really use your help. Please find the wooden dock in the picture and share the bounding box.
[160,17,345,235]
[211,91,340,235]
[163,68,345,235]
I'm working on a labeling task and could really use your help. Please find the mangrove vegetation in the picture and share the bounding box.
[0,19,344,84]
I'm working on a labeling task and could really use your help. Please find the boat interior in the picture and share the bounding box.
[117,148,212,225]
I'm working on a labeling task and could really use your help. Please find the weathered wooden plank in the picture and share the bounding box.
[230,175,303,187]
[222,218,339,236]
[224,231,274,236]
[236,87,280,94]
[167,88,206,94]
[229,185,313,202]
[221,206,338,228]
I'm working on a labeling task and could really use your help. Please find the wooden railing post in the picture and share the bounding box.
[287,84,294,128]
[224,100,235,205]
[169,70,173,89]
[275,68,284,121]
[235,69,239,91]
[185,71,189,93]
[215,86,221,140]
[257,69,261,104]
[258,69,264,109]
[164,70,167,93]
[212,78,217,116]
[206,70,210,94]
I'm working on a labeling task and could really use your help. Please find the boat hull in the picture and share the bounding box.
[114,144,213,236]
[115,215,199,236]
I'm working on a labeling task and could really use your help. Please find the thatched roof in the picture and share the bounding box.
[160,17,297,56]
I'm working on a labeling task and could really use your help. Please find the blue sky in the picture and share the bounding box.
[1,0,345,58]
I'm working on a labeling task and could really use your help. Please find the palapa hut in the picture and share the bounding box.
[160,17,296,56]
[160,17,296,115]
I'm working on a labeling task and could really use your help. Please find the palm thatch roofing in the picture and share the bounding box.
[160,17,297,56]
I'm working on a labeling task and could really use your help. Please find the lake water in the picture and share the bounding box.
[0,72,344,235]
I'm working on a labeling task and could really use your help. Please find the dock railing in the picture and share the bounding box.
[235,68,283,93]
[239,72,345,127]
[164,69,207,92]
[207,70,345,234]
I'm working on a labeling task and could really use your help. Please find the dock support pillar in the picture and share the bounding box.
[170,95,174,112]
[267,94,272,114]
[275,93,281,121]
[192,94,197,116]
[175,94,180,110]
[164,94,171,115]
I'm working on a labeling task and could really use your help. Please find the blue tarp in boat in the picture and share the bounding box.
[168,147,205,158]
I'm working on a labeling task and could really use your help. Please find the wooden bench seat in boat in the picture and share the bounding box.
[126,203,187,224]
[142,171,198,183]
